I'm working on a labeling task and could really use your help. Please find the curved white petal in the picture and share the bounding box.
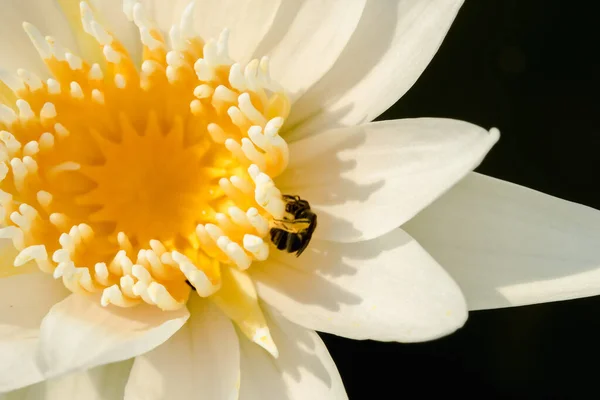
[0,274,69,392]
[0,0,79,76]
[258,0,365,100]
[153,0,281,64]
[278,118,498,243]
[35,294,189,381]
[404,172,600,310]
[285,0,464,140]
[2,360,133,400]
[124,297,239,400]
[252,228,467,343]
[239,308,346,400]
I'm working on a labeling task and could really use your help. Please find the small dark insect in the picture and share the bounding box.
[270,194,317,257]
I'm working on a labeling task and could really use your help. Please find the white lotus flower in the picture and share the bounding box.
[1,1,599,399]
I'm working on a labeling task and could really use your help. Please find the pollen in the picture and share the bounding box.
[0,2,291,311]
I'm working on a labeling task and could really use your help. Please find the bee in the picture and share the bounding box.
[270,195,317,257]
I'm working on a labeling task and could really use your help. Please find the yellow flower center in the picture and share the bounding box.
[0,2,294,312]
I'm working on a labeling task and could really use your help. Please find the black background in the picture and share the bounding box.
[321,1,600,398]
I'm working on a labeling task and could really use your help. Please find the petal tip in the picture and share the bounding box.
[489,127,501,142]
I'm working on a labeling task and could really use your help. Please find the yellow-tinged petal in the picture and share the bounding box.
[211,265,278,357]
[36,294,189,379]
[238,306,347,399]
[56,0,105,66]
[0,239,38,278]
[124,297,240,400]
[0,80,17,109]
[3,360,133,400]
[0,273,70,392]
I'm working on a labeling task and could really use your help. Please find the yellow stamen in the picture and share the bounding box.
[0,2,291,315]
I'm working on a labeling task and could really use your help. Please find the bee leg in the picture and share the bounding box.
[295,234,310,257]
[273,218,312,233]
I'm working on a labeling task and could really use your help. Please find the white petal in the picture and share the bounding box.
[238,308,346,400]
[404,172,600,310]
[155,0,281,63]
[124,297,239,400]
[0,274,69,392]
[141,0,181,33]
[2,360,133,400]
[88,0,142,62]
[285,0,464,141]
[0,273,68,340]
[278,118,498,243]
[0,239,38,279]
[262,0,365,100]
[36,294,189,380]
[0,0,78,76]
[251,228,467,343]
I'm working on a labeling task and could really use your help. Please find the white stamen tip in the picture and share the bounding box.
[103,45,121,63]
[1,131,22,153]
[40,102,57,120]
[47,78,61,94]
[226,241,252,270]
[114,74,126,89]
[54,123,70,138]
[15,245,47,266]
[123,0,136,21]
[243,234,269,261]
[89,64,104,80]
[139,27,162,50]
[193,84,214,99]
[213,85,238,103]
[91,89,105,104]
[0,105,17,125]
[204,223,224,241]
[94,262,109,283]
[194,59,213,81]
[36,190,52,208]
[101,285,139,307]
[238,92,267,126]
[70,82,84,99]
[16,99,34,120]
[52,248,71,264]
[148,282,183,311]
[66,53,83,70]
[132,264,152,283]
[39,132,55,150]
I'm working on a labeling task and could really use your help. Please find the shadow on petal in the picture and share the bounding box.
[277,127,384,241]
[252,228,413,312]
[238,307,346,398]
[284,1,401,136]
[253,228,467,343]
